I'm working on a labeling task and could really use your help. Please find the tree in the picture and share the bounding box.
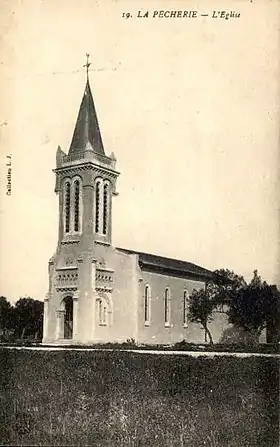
[0,296,13,335]
[228,270,280,341]
[13,298,44,339]
[208,269,246,309]
[189,268,280,346]
[188,269,245,346]
[188,289,215,345]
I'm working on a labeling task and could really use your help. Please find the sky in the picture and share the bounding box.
[0,0,279,302]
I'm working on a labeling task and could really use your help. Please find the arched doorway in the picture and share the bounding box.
[63,296,73,339]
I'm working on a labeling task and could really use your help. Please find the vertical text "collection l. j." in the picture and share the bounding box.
[6,154,11,195]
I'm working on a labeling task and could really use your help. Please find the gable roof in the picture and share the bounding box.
[116,247,213,281]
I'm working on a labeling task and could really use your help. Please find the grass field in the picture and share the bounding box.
[0,349,279,446]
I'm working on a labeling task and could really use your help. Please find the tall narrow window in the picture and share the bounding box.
[98,299,107,325]
[98,300,103,322]
[164,288,171,326]
[64,182,71,233]
[144,285,151,325]
[103,183,109,235]
[95,181,101,233]
[74,180,80,232]
[102,304,107,324]
[183,290,188,326]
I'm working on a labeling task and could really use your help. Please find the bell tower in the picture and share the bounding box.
[55,77,118,250]
[43,56,119,344]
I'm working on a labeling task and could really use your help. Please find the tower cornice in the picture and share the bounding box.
[53,162,120,178]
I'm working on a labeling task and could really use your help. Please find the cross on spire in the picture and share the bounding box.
[83,53,91,80]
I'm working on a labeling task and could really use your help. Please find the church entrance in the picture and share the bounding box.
[63,296,73,339]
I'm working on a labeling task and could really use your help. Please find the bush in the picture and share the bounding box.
[220,326,259,345]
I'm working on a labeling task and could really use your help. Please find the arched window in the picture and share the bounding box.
[64,182,71,233]
[74,180,80,232]
[164,288,171,326]
[144,284,151,325]
[102,183,109,235]
[97,298,108,325]
[183,290,188,326]
[95,181,101,233]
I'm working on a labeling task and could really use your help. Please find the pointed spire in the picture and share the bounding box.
[68,56,105,157]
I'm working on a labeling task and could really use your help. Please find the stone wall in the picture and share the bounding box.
[137,270,208,344]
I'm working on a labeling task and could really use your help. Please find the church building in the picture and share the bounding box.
[43,70,227,345]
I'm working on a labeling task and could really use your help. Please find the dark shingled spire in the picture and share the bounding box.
[68,79,105,157]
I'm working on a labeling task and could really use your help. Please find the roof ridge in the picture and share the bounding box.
[116,246,213,276]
